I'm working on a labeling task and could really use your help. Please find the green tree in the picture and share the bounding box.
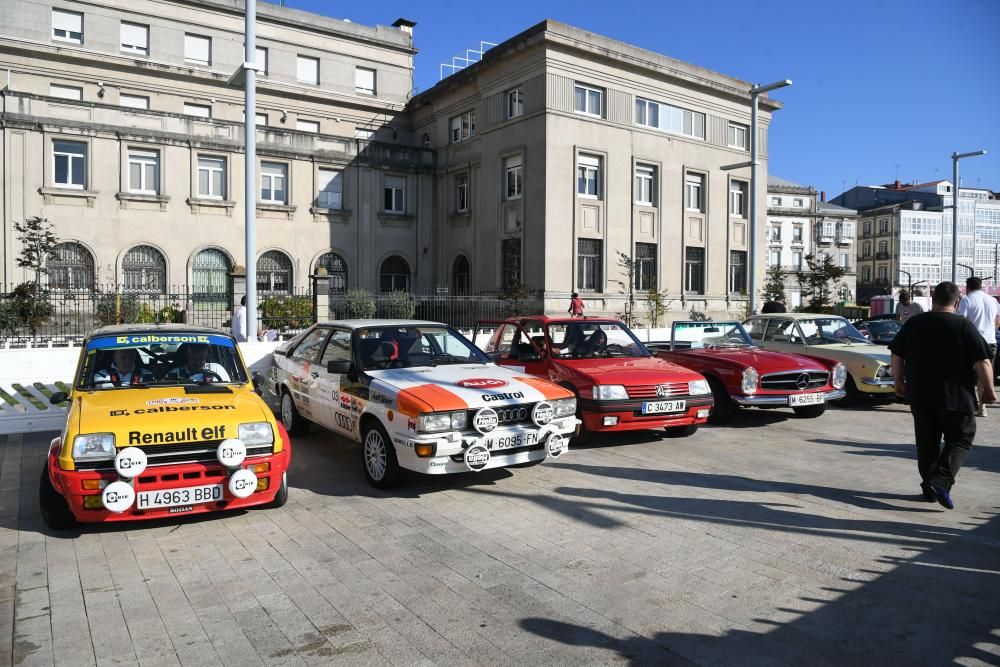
[7,217,58,336]
[762,265,787,304]
[386,290,417,319]
[341,289,377,319]
[643,289,672,328]
[797,254,847,313]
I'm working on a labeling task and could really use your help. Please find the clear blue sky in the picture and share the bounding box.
[275,0,999,198]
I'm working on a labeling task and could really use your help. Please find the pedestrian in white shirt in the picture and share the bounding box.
[957,276,999,416]
[232,296,248,342]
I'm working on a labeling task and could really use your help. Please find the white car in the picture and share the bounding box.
[268,320,578,488]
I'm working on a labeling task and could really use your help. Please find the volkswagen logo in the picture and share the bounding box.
[795,373,811,390]
[655,385,670,398]
[495,407,528,423]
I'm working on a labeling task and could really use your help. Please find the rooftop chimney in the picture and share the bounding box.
[821,191,826,202]
[392,18,416,35]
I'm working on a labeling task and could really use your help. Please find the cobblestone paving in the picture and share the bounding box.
[2,402,999,665]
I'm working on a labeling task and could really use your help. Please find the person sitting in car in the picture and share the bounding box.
[94,348,154,388]
[579,329,608,357]
[164,343,230,382]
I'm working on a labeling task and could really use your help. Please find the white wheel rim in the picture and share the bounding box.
[281,394,293,428]
[364,431,387,480]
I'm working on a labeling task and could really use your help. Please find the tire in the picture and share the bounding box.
[664,424,699,438]
[842,375,864,406]
[362,422,402,489]
[706,377,736,424]
[280,390,311,436]
[265,472,288,508]
[38,464,76,530]
[792,404,827,419]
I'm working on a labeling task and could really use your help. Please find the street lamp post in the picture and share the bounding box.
[951,150,986,283]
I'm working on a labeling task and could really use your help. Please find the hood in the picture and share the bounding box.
[558,355,703,384]
[367,363,571,412]
[673,347,831,373]
[801,343,891,365]
[75,386,268,446]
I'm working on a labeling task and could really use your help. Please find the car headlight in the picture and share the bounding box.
[688,379,711,396]
[592,385,628,401]
[238,422,274,445]
[550,397,577,417]
[832,363,847,389]
[73,433,116,461]
[741,367,758,395]
[876,365,893,379]
[418,411,467,433]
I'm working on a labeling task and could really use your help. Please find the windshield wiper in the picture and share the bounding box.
[430,354,476,366]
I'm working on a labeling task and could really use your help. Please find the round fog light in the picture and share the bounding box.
[114,447,147,478]
[546,434,566,459]
[217,439,247,468]
[102,480,135,513]
[532,402,554,426]
[228,468,257,498]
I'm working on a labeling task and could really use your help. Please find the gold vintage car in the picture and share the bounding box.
[743,313,894,403]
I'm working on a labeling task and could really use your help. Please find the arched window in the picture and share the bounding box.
[315,252,348,294]
[452,255,470,295]
[122,245,166,293]
[191,248,231,307]
[48,242,95,290]
[257,250,292,294]
[379,255,410,292]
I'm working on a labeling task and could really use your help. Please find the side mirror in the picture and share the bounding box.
[327,359,352,375]
[251,373,265,392]
[49,391,68,405]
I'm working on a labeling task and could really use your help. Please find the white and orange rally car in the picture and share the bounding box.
[268,320,578,487]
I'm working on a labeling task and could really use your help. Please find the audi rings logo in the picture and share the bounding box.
[464,444,491,471]
[532,401,554,426]
[795,373,811,390]
[496,406,528,423]
[656,384,670,398]
[473,407,499,434]
[455,378,508,389]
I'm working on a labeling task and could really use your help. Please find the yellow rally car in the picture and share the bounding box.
[39,325,291,529]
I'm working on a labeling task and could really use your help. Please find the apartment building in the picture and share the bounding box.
[409,20,779,317]
[0,0,426,304]
[766,176,857,307]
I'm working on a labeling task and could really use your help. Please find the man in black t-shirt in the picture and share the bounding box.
[889,281,996,509]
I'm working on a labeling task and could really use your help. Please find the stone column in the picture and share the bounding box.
[312,272,330,323]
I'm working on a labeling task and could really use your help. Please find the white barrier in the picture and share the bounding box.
[0,342,279,435]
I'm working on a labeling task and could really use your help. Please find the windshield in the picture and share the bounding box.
[78,333,247,389]
[356,325,488,370]
[672,321,754,350]
[798,317,869,345]
[547,321,651,359]
[864,320,900,336]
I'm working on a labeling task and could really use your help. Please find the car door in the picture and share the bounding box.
[285,326,331,422]
[315,328,353,431]
[490,323,547,376]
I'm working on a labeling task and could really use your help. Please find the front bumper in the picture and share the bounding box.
[861,377,895,389]
[734,389,847,406]
[579,396,714,432]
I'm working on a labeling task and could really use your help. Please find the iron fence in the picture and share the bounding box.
[327,292,544,331]
[256,287,313,339]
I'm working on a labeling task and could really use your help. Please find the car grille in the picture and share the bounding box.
[75,440,274,470]
[760,370,829,391]
[467,403,533,427]
[626,382,689,399]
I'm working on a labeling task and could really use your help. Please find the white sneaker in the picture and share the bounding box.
[977,405,988,417]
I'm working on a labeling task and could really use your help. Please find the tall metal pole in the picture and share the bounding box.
[244,0,258,340]
[951,153,958,283]
[749,91,759,315]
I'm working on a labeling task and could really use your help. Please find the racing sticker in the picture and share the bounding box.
[111,405,235,417]
[464,443,490,471]
[455,378,508,389]
[472,407,499,434]
[128,425,226,445]
[482,391,525,402]
[145,397,200,407]
[89,333,234,350]
[546,434,567,458]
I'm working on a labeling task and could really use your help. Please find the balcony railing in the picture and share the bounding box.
[875,251,890,260]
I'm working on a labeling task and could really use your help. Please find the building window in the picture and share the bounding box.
[574,84,603,116]
[384,175,405,213]
[296,119,320,133]
[577,238,602,292]
[685,173,704,212]
[455,173,469,212]
[315,252,348,294]
[255,47,268,75]
[635,243,656,291]
[254,113,267,127]
[635,98,659,128]
[685,247,705,294]
[769,250,781,266]
[122,245,166,294]
[52,140,86,189]
[48,242,94,290]
[297,55,319,84]
[793,198,804,207]
[379,256,410,292]
[257,250,292,294]
[634,98,704,139]
[770,196,781,206]
[878,266,887,282]
[635,165,655,206]
[52,9,83,44]
[727,123,748,150]
[183,102,211,118]
[191,248,231,306]
[355,67,375,95]
[840,253,850,269]
[502,238,522,290]
[120,22,148,55]
[317,168,342,209]
[768,225,781,242]
[729,180,747,217]
[128,149,159,194]
[260,162,287,204]
[504,155,523,200]
[50,84,82,100]
[507,87,524,118]
[792,251,803,269]
[355,128,373,140]
[450,110,476,143]
[577,154,601,199]
[184,34,211,66]
[862,266,871,282]
[197,156,226,199]
[452,256,470,294]
[792,226,803,242]
[120,94,149,110]
[879,218,889,234]
[863,242,872,257]
[729,250,747,293]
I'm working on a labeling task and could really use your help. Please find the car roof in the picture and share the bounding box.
[85,323,230,342]
[499,315,625,324]
[749,312,848,320]
[315,319,446,329]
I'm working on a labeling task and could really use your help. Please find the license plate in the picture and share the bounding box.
[642,400,686,414]
[483,431,539,450]
[788,393,825,406]
[136,484,223,510]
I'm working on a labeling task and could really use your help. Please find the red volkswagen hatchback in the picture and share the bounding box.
[476,317,713,437]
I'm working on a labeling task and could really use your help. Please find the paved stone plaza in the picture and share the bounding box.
[2,402,998,666]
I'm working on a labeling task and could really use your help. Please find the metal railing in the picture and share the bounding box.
[328,292,544,330]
